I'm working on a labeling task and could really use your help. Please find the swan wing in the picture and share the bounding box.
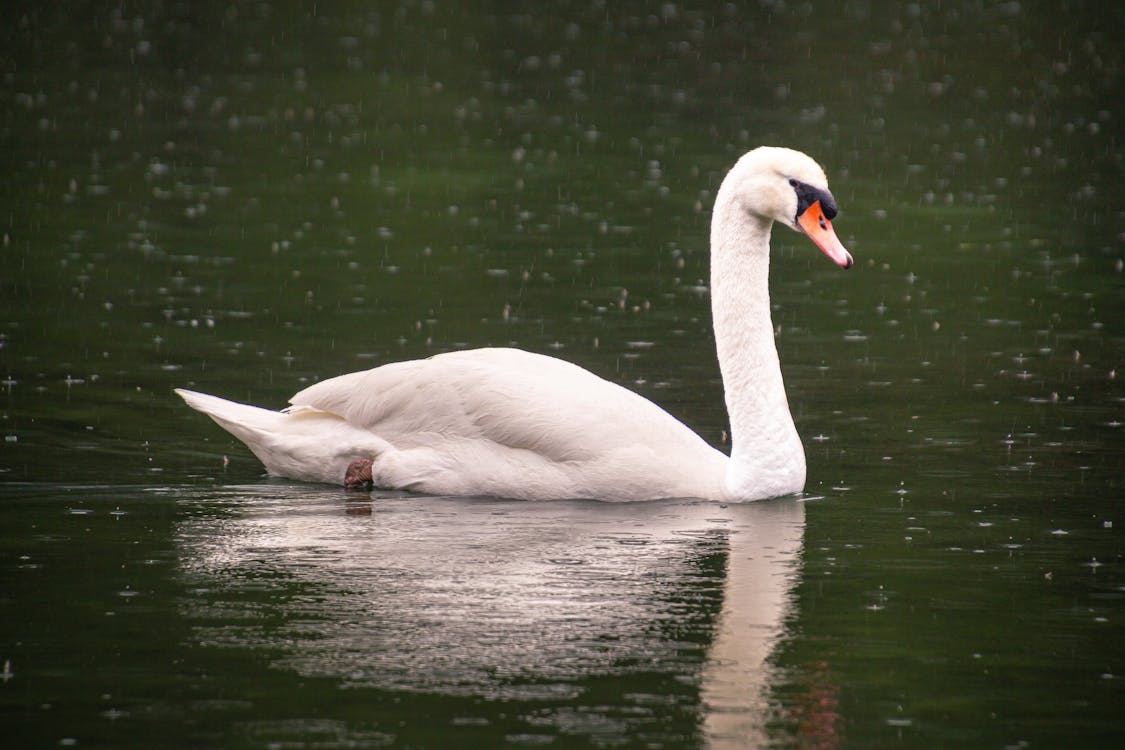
[289,348,723,480]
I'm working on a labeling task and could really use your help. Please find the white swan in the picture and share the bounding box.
[176,146,852,502]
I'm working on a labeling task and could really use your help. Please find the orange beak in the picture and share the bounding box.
[798,201,853,269]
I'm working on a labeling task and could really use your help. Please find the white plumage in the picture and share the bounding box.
[177,146,852,502]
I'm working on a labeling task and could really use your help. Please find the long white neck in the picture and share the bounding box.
[709,190,806,500]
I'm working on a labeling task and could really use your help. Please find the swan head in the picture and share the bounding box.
[724,146,853,269]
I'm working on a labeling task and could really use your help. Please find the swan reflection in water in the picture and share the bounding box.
[176,489,817,747]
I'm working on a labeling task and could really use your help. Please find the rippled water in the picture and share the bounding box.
[2,1,1123,748]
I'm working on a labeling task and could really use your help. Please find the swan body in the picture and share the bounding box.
[177,146,852,502]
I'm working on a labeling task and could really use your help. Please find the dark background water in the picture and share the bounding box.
[2,1,1122,747]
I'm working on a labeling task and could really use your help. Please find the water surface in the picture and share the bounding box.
[2,2,1122,748]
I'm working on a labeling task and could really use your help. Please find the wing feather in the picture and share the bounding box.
[289,348,714,463]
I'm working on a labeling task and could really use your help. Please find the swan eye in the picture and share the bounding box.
[791,178,839,222]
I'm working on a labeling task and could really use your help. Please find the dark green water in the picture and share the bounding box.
[2,2,1122,748]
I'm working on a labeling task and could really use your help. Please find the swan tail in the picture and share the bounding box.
[174,388,389,484]
[175,388,289,440]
